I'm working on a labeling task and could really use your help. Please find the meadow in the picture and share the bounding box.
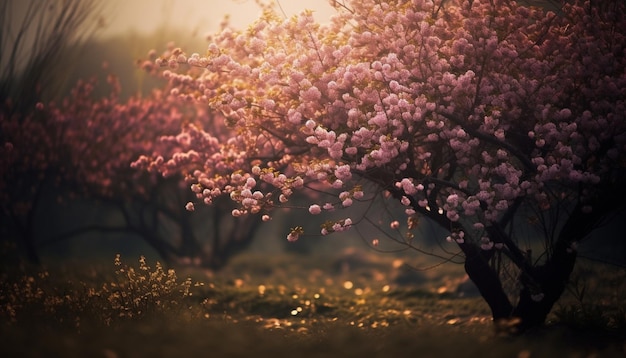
[2,1,626,356]
[1,249,625,358]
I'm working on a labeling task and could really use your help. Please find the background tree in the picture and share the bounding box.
[0,0,262,268]
[139,0,626,331]
[1,73,262,269]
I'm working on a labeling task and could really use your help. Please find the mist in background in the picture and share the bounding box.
[67,1,336,99]
[101,0,335,39]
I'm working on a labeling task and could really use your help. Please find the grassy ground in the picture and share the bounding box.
[1,251,625,357]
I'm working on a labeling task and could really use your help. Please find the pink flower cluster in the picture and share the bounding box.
[141,0,626,245]
[1,73,217,217]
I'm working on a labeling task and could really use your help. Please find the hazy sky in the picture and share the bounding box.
[101,0,335,39]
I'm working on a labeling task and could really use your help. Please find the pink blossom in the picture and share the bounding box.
[446,210,460,222]
[287,232,299,242]
[481,240,494,250]
[301,86,322,101]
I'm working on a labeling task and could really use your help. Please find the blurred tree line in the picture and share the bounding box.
[0,0,271,269]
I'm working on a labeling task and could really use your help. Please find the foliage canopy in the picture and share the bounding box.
[145,0,626,329]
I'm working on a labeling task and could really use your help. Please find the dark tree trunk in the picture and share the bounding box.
[510,199,601,330]
[20,232,41,265]
[202,214,262,271]
[463,243,513,320]
[513,241,577,331]
[463,238,577,332]
[8,201,42,265]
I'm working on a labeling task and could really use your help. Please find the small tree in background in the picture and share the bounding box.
[139,0,626,330]
[0,0,263,268]
[1,74,262,269]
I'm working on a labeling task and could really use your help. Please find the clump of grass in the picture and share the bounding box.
[0,270,52,323]
[0,254,203,328]
[101,254,197,322]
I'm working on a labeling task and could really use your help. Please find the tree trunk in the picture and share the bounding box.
[513,239,578,331]
[203,214,262,271]
[8,207,42,265]
[20,232,41,265]
[463,239,577,333]
[509,199,612,330]
[462,243,513,320]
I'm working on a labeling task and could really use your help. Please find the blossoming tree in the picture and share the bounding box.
[1,74,261,268]
[137,0,626,330]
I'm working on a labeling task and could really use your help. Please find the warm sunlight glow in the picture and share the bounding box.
[102,0,335,38]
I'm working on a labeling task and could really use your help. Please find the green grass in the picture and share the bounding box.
[1,252,625,357]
